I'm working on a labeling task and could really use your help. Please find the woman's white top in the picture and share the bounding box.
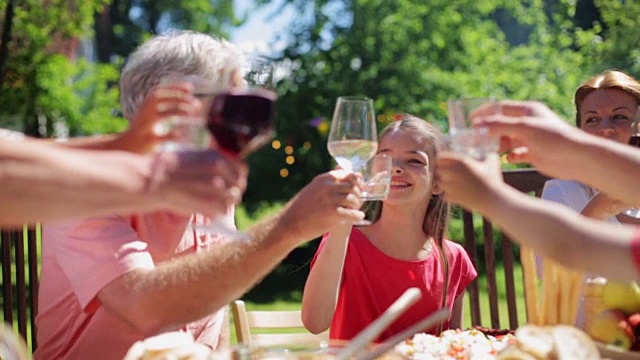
[541,179,620,224]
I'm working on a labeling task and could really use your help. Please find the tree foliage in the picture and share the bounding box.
[0,0,122,136]
[240,0,639,205]
[1,0,638,205]
[93,0,239,63]
[0,0,240,137]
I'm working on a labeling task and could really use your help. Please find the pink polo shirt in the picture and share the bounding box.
[34,209,235,360]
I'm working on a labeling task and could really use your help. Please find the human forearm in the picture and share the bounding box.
[99,170,363,334]
[481,186,638,281]
[581,195,624,220]
[546,133,640,204]
[55,131,152,154]
[0,142,154,227]
[301,225,351,333]
[100,211,304,334]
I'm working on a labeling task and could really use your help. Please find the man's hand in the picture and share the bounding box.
[149,150,248,217]
[279,170,365,241]
[123,82,205,154]
[436,152,504,212]
[473,101,579,176]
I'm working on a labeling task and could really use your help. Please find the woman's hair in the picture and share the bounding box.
[574,70,640,127]
[119,30,244,120]
[364,114,452,311]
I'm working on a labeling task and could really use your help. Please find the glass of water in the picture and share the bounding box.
[154,75,214,152]
[447,98,500,160]
[360,154,392,201]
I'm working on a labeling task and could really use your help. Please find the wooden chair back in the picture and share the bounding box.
[1,226,40,353]
[461,168,550,330]
[231,300,329,347]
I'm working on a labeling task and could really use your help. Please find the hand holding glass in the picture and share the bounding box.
[158,75,277,238]
[327,96,380,225]
[157,75,277,157]
[154,75,213,152]
[447,98,500,160]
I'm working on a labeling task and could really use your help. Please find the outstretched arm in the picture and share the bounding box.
[301,224,352,334]
[0,141,245,227]
[476,101,640,206]
[0,82,233,227]
[0,141,153,227]
[97,171,365,335]
[437,152,639,281]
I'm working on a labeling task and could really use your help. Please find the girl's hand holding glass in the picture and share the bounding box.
[327,96,380,225]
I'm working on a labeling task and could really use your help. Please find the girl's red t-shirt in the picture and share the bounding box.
[312,228,477,343]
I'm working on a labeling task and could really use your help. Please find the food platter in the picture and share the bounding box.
[596,342,640,360]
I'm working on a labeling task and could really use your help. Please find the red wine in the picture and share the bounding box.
[630,134,640,148]
[207,88,277,158]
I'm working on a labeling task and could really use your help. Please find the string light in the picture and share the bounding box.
[303,141,312,150]
[284,145,294,155]
[280,168,289,178]
[317,121,330,136]
[286,156,295,165]
[272,140,282,150]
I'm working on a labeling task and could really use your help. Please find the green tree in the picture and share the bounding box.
[93,0,240,64]
[244,0,640,302]
[0,0,243,137]
[244,0,599,204]
[575,0,640,74]
[0,0,123,137]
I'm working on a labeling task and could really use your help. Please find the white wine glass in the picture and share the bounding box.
[0,324,29,360]
[327,96,378,225]
[327,96,378,172]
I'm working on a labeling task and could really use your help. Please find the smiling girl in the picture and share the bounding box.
[301,115,477,342]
